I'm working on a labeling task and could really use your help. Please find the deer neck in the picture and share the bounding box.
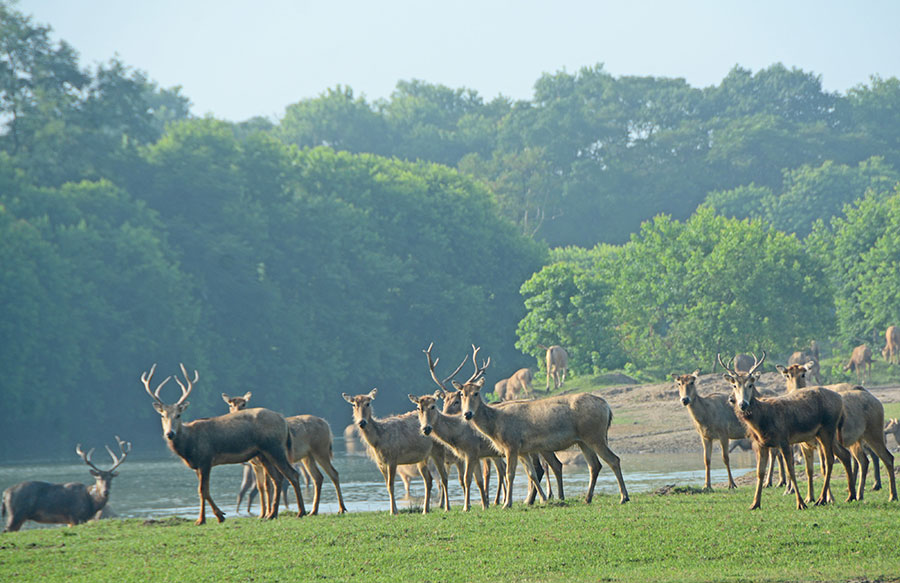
[356,415,384,450]
[431,411,465,447]
[467,401,498,436]
[87,480,110,513]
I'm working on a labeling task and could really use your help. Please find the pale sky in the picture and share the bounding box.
[15,0,900,122]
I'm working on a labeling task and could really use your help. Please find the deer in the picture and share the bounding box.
[719,352,856,510]
[776,361,896,502]
[2,437,130,532]
[788,341,822,384]
[460,348,628,508]
[671,370,750,489]
[223,392,346,515]
[494,368,535,401]
[844,344,874,384]
[883,326,900,365]
[886,418,900,448]
[537,344,568,392]
[342,388,450,516]
[142,363,305,524]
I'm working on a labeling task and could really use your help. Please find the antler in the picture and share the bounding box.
[75,443,102,472]
[748,351,767,376]
[172,363,198,405]
[423,343,468,391]
[105,435,131,472]
[717,353,735,376]
[141,363,171,404]
[464,344,491,384]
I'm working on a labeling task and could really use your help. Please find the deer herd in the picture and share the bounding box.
[4,337,900,532]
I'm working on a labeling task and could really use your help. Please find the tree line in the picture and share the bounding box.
[2,2,900,460]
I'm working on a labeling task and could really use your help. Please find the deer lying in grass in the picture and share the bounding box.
[2,437,130,532]
[143,363,305,524]
[342,388,450,515]
[460,349,628,508]
[224,392,347,515]
[777,362,896,502]
[719,353,856,510]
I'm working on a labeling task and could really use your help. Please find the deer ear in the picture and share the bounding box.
[368,388,378,399]
[90,469,100,477]
[722,373,734,383]
[152,402,165,414]
[804,362,815,371]
[243,391,252,401]
[408,394,419,404]
[670,373,678,380]
[691,369,700,378]
[474,377,486,388]
[451,381,462,390]
[433,390,443,399]
[752,371,762,381]
[775,365,786,374]
[342,393,353,403]
[178,401,190,411]
[221,393,231,403]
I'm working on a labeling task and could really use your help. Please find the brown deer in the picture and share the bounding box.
[537,344,568,392]
[459,349,628,508]
[142,363,305,524]
[671,370,749,489]
[844,344,874,384]
[883,326,900,364]
[342,388,450,515]
[494,368,534,401]
[777,362,896,502]
[2,437,130,532]
[719,352,856,510]
[223,392,346,515]
[788,341,822,384]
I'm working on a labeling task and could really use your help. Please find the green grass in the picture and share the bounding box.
[3,479,898,583]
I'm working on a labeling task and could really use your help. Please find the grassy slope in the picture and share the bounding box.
[2,479,898,583]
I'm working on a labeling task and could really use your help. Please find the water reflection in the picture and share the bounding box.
[0,439,757,529]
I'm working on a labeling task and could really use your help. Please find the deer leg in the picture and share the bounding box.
[302,458,324,515]
[383,463,398,515]
[832,439,856,503]
[701,437,713,489]
[590,440,629,504]
[462,458,475,511]
[869,447,882,491]
[764,447,775,488]
[257,458,283,519]
[578,445,601,503]
[432,457,450,511]
[473,458,489,510]
[261,450,305,517]
[314,453,347,513]
[199,466,226,523]
[542,451,565,500]
[750,444,769,510]
[250,461,269,518]
[780,443,805,510]
[800,444,815,503]
[493,458,506,505]
[851,443,868,501]
[776,448,787,487]
[720,436,736,489]
[480,459,492,506]
[864,434,897,501]
[520,455,548,503]
[503,452,519,508]
[418,462,433,514]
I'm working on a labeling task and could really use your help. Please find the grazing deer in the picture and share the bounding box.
[844,344,874,384]
[223,393,345,515]
[883,326,900,365]
[460,349,628,508]
[2,437,130,532]
[494,368,534,401]
[777,362,896,502]
[143,363,305,524]
[671,370,749,489]
[537,345,568,392]
[719,352,856,510]
[342,388,450,515]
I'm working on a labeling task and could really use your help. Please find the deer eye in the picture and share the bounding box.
[430,405,435,410]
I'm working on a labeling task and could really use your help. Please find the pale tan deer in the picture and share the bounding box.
[538,344,568,392]
[844,344,874,384]
[142,363,305,524]
[342,388,450,515]
[719,352,856,510]
[494,368,535,401]
[883,326,900,365]
[2,437,130,532]
[672,370,749,489]
[777,362,896,502]
[223,392,347,515]
[886,418,900,448]
[460,349,628,508]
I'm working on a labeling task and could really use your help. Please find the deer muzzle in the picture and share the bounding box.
[166,430,176,440]
[422,426,432,436]
[681,397,690,406]
[739,400,750,412]
[463,411,473,420]
[357,419,367,429]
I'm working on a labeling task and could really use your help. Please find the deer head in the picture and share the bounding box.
[75,435,131,498]
[342,389,378,429]
[719,351,766,414]
[671,369,701,406]
[143,363,197,441]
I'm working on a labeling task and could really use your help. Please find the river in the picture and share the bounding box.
[0,439,758,530]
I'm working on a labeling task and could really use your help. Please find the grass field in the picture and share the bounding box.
[2,476,898,583]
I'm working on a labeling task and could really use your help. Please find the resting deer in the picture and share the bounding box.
[143,363,305,524]
[460,348,628,508]
[719,352,856,510]
[224,392,347,515]
[672,370,749,489]
[777,361,896,502]
[342,388,450,515]
[883,326,900,365]
[537,344,568,392]
[3,437,130,532]
[844,344,874,384]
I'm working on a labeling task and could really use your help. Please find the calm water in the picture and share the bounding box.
[0,438,757,530]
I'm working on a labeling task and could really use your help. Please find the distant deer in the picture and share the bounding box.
[788,341,822,384]
[342,388,450,515]
[777,361,896,502]
[537,344,568,392]
[3,437,130,532]
[223,392,346,515]
[142,363,305,524]
[844,344,874,384]
[886,418,900,448]
[883,326,900,365]
[494,368,534,401]
[732,354,755,373]
[460,348,628,508]
[719,352,856,510]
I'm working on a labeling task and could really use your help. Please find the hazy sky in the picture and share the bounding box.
[16,0,900,122]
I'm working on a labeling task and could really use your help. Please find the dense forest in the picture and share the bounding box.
[2,2,900,460]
